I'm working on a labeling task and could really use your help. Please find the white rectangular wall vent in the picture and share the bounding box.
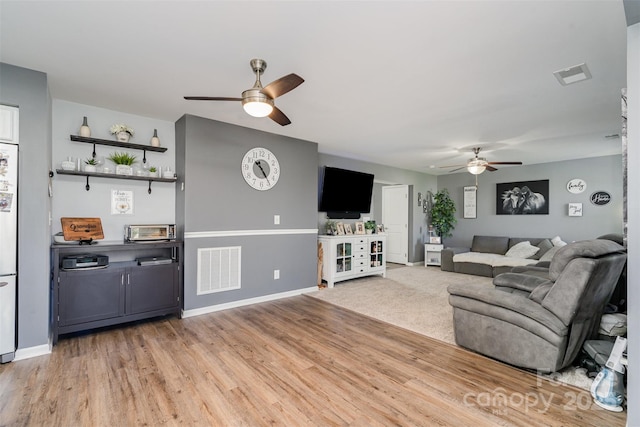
[197,246,241,295]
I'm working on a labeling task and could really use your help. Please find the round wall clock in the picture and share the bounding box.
[566,178,586,194]
[241,147,280,191]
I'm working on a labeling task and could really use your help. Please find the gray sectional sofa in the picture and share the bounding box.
[441,235,556,277]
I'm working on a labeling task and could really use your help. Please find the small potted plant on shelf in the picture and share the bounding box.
[364,220,376,234]
[148,166,158,177]
[83,157,98,172]
[108,151,137,175]
[325,219,337,235]
[109,123,135,143]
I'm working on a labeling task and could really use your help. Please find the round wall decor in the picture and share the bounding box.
[590,191,611,205]
[566,178,586,194]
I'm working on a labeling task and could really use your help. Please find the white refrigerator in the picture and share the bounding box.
[0,141,17,363]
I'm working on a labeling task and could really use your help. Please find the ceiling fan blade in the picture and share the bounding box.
[448,166,466,173]
[262,73,304,99]
[184,96,242,101]
[486,165,498,172]
[487,161,523,165]
[439,164,466,169]
[269,106,292,126]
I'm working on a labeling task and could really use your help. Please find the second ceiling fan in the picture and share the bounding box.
[440,147,523,174]
[184,59,304,126]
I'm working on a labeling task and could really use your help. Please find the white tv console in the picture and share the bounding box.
[318,234,386,288]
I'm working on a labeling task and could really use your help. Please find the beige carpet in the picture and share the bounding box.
[307,265,593,390]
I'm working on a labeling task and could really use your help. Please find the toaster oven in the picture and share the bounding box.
[125,224,176,242]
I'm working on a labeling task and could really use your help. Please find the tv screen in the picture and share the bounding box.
[319,167,374,218]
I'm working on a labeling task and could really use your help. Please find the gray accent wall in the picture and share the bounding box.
[437,155,623,248]
[318,153,437,263]
[0,63,52,350]
[176,115,319,310]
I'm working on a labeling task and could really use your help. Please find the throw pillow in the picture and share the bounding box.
[551,235,567,247]
[504,241,540,259]
[530,238,554,260]
[539,245,561,262]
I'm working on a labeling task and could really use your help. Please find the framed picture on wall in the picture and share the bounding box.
[464,186,477,219]
[497,180,549,215]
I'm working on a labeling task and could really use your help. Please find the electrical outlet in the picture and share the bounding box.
[274,269,280,280]
[274,215,280,225]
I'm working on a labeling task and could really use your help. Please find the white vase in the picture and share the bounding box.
[115,165,133,175]
[79,116,91,137]
[84,164,97,173]
[116,131,130,142]
[148,171,158,178]
[150,129,160,147]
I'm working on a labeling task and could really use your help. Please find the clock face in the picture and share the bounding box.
[242,147,280,191]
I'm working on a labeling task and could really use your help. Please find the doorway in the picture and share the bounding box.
[382,185,408,265]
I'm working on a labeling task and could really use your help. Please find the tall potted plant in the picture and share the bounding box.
[431,188,456,239]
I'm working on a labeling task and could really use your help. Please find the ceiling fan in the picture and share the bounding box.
[440,147,523,174]
[184,59,304,126]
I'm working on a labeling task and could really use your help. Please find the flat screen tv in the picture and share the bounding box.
[319,167,374,219]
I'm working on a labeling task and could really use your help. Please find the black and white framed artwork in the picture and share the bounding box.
[497,180,549,215]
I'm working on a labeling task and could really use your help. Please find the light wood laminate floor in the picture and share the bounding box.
[0,295,626,426]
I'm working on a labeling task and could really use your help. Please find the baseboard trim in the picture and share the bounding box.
[182,286,319,318]
[14,343,52,361]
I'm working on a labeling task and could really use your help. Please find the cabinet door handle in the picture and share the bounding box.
[121,274,124,286]
[127,273,130,285]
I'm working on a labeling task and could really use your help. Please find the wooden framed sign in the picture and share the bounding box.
[60,217,104,242]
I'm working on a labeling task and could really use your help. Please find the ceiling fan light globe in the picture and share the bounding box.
[467,158,487,175]
[467,165,486,175]
[243,101,273,117]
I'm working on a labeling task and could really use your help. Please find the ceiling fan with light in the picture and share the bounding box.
[184,59,304,126]
[440,147,523,175]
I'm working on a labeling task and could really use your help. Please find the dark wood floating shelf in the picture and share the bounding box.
[70,135,168,153]
[56,169,176,194]
[56,169,176,182]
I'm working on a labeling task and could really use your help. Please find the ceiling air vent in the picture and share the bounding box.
[553,63,592,86]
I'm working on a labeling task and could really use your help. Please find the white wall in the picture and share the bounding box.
[51,100,176,240]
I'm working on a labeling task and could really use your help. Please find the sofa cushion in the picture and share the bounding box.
[505,241,539,259]
[453,252,539,268]
[530,239,554,260]
[539,246,560,262]
[471,235,510,255]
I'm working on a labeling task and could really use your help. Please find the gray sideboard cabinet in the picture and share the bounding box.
[51,240,183,344]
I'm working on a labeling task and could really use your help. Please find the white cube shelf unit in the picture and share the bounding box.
[318,234,386,288]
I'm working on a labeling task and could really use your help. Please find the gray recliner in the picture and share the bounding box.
[447,239,626,372]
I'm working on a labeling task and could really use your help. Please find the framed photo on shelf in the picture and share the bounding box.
[429,236,442,244]
[377,224,385,233]
[344,223,353,235]
[336,222,345,235]
[355,221,365,235]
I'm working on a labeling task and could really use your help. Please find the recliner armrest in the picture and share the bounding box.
[441,247,470,272]
[493,272,552,293]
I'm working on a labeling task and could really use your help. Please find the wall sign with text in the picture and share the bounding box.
[566,178,586,194]
[590,191,611,206]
